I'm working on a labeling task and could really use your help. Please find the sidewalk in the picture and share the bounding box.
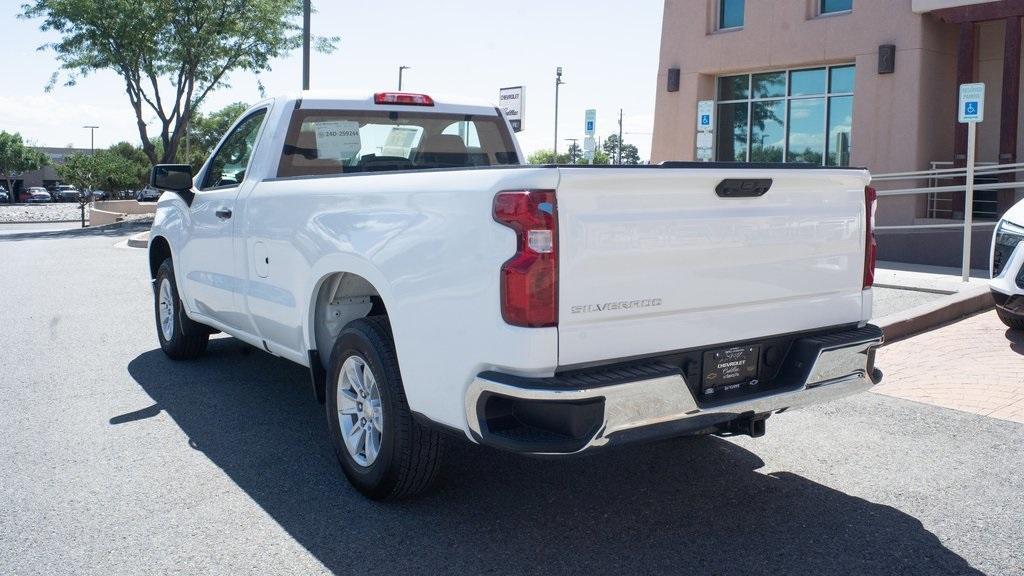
[870,261,993,341]
[874,310,1024,424]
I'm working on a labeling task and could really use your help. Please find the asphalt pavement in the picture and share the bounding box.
[1,228,1022,576]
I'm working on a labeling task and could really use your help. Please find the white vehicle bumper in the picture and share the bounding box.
[465,324,883,454]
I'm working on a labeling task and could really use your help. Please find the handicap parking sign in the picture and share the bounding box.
[958,83,985,123]
[700,114,710,126]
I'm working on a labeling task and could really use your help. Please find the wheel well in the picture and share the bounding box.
[312,272,388,371]
[149,236,172,279]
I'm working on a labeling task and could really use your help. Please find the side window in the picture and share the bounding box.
[201,109,267,190]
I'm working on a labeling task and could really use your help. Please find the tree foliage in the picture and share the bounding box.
[21,0,337,164]
[0,131,49,202]
[527,148,610,165]
[601,134,641,165]
[58,148,147,197]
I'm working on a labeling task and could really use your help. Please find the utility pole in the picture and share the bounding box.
[554,67,565,157]
[617,109,623,164]
[565,138,580,164]
[398,66,410,90]
[302,0,311,90]
[83,125,98,155]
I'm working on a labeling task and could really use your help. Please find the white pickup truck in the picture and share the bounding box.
[147,90,883,499]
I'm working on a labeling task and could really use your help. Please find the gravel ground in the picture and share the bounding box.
[0,203,87,223]
[0,229,1021,575]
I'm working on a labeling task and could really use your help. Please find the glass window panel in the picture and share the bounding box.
[821,0,852,14]
[716,102,748,162]
[750,100,785,163]
[787,98,826,164]
[718,75,749,101]
[752,72,786,99]
[719,0,744,29]
[789,68,826,97]
[827,96,853,166]
[829,66,855,93]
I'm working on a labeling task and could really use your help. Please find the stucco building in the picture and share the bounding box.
[652,0,1024,267]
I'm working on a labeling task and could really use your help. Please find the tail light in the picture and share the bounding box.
[373,92,434,106]
[493,190,558,327]
[864,185,877,289]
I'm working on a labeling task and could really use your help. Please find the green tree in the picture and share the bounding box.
[182,101,250,169]
[0,132,49,203]
[527,148,611,165]
[107,141,151,194]
[21,0,338,165]
[601,134,642,165]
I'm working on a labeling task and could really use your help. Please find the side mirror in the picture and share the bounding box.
[150,164,193,192]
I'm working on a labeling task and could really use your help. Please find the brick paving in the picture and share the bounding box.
[874,310,1024,424]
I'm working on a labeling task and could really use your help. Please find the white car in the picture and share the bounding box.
[146,90,884,499]
[990,200,1024,329]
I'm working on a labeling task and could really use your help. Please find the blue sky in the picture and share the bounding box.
[0,1,664,159]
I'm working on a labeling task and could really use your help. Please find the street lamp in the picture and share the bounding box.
[83,125,99,155]
[565,138,580,164]
[398,66,410,90]
[554,67,565,157]
[302,0,311,90]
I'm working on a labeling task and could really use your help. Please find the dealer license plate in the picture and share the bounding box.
[702,345,760,392]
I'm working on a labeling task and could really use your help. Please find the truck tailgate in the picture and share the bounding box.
[556,167,871,367]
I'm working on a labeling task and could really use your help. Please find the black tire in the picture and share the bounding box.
[997,307,1024,330]
[325,316,444,500]
[154,258,209,360]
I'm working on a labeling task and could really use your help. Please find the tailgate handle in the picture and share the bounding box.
[715,178,772,198]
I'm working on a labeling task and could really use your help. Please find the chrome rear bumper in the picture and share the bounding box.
[466,325,883,454]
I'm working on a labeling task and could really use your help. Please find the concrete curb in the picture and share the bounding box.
[127,231,150,248]
[0,220,82,224]
[875,285,994,343]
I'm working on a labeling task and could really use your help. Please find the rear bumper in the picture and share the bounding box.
[466,324,883,454]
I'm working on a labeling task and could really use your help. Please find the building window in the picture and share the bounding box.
[820,0,852,15]
[718,0,744,30]
[714,64,855,166]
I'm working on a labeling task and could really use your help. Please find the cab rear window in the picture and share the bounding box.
[277,109,518,178]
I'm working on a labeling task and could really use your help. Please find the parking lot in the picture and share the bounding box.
[1,226,1022,576]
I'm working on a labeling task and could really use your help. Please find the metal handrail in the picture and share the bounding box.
[870,161,1023,281]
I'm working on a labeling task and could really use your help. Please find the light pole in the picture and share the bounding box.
[617,109,623,164]
[565,138,580,164]
[302,0,310,90]
[554,67,565,157]
[398,66,410,90]
[83,125,99,155]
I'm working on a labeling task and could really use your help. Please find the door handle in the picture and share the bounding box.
[215,208,233,220]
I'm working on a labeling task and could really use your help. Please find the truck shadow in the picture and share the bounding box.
[124,339,982,576]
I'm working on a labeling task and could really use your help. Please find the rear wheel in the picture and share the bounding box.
[325,316,444,500]
[996,307,1024,330]
[154,258,209,360]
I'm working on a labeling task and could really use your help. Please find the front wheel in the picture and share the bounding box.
[154,258,209,360]
[325,316,444,500]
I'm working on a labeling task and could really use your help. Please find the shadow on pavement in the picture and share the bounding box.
[123,339,982,575]
[0,219,150,241]
[1004,328,1024,355]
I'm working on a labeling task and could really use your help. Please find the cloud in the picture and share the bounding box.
[0,93,141,149]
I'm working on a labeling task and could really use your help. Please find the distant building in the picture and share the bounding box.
[2,147,90,201]
[652,0,1024,266]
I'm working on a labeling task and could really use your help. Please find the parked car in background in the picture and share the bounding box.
[136,186,162,202]
[86,190,107,201]
[0,187,8,203]
[990,199,1024,329]
[20,187,51,203]
[53,184,82,202]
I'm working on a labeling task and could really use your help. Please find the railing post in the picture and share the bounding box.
[962,122,977,282]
